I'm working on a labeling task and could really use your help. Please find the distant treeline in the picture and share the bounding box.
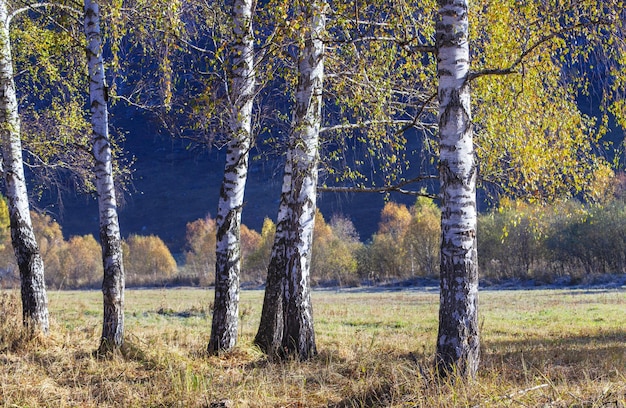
[0,195,625,289]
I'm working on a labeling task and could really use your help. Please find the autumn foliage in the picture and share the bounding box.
[357,199,441,283]
[0,198,180,289]
[183,216,217,285]
[311,211,361,286]
[124,234,178,286]
[2,193,626,289]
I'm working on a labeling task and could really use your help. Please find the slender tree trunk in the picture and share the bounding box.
[208,0,256,354]
[254,152,291,355]
[255,1,325,360]
[85,0,125,353]
[435,0,479,379]
[0,0,49,335]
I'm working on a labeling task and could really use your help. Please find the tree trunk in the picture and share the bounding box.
[435,0,479,379]
[255,1,326,360]
[84,0,125,353]
[0,0,49,335]
[254,152,291,356]
[208,0,256,355]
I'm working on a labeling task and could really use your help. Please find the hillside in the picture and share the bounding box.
[36,94,624,256]
[36,107,410,255]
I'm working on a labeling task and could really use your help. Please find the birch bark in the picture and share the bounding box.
[435,0,479,378]
[255,1,325,360]
[208,0,256,354]
[0,0,49,334]
[254,150,290,355]
[84,0,125,352]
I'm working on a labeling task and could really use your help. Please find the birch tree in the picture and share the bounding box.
[84,0,125,352]
[432,0,626,378]
[255,0,326,360]
[434,0,479,378]
[208,0,256,355]
[0,0,48,334]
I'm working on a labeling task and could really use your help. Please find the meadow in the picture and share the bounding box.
[1,287,625,407]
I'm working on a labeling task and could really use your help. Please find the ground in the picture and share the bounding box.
[1,286,625,406]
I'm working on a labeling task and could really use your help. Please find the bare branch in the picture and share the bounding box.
[8,2,81,26]
[319,175,438,197]
[320,119,415,134]
[395,92,438,136]
[325,34,435,53]
[112,94,166,110]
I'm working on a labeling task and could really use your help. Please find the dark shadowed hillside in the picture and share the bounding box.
[36,107,415,255]
[36,93,624,256]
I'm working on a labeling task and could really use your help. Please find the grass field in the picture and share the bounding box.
[1,287,625,407]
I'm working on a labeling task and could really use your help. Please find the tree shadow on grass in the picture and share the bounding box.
[482,330,626,381]
[325,331,626,407]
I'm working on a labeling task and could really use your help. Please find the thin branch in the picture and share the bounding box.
[177,36,216,55]
[471,384,549,408]
[395,92,438,136]
[112,94,165,110]
[468,19,612,82]
[320,119,415,134]
[8,2,81,26]
[319,175,438,198]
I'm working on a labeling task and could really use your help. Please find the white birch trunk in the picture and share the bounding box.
[208,0,256,354]
[0,0,49,334]
[257,1,326,360]
[84,0,125,352]
[435,0,479,378]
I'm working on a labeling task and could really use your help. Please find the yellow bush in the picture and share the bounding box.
[124,234,177,286]
[311,211,361,286]
[242,218,275,284]
[183,216,216,285]
[55,235,103,288]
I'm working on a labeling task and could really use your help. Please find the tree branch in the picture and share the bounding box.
[319,175,438,197]
[395,92,438,136]
[326,34,435,53]
[112,94,166,110]
[468,19,612,82]
[320,119,416,134]
[8,2,81,26]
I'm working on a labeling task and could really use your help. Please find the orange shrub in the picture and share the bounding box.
[242,218,275,284]
[53,235,102,289]
[124,234,177,287]
[311,211,361,286]
[184,215,217,285]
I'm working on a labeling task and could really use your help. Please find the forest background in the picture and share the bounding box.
[2,187,626,290]
[0,0,625,292]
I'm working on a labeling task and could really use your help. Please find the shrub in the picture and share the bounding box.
[546,201,626,276]
[479,201,550,281]
[403,197,441,277]
[183,216,217,286]
[0,197,16,285]
[0,200,104,290]
[124,234,178,287]
[359,202,412,282]
[242,218,274,284]
[184,215,276,286]
[476,199,613,282]
[50,235,102,289]
[358,199,440,282]
[311,212,361,286]
[31,211,64,283]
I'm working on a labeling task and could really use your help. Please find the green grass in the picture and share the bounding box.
[1,287,625,407]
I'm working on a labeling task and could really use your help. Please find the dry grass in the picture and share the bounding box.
[1,287,625,407]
